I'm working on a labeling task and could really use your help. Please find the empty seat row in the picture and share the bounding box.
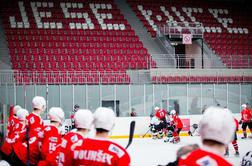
[152,75,252,84]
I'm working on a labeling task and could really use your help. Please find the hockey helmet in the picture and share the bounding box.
[32,96,46,111]
[93,107,115,131]
[170,109,176,115]
[199,106,235,145]
[74,109,94,130]
[13,105,22,115]
[241,104,247,109]
[16,108,29,121]
[48,107,65,124]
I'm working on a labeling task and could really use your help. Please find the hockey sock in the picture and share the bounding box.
[173,132,179,142]
[243,131,247,138]
[232,140,239,152]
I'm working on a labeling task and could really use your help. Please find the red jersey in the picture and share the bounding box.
[62,138,130,166]
[155,109,167,120]
[39,125,62,160]
[7,115,19,138]
[178,148,233,166]
[13,134,41,165]
[37,125,62,166]
[58,132,85,166]
[26,112,44,136]
[1,121,26,155]
[241,108,252,122]
[172,114,183,129]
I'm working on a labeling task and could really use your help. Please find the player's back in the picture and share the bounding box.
[26,112,44,136]
[72,138,130,166]
[178,148,233,166]
[40,125,62,159]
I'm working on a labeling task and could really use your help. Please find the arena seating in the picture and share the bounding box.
[152,75,252,84]
[127,0,252,68]
[1,0,156,84]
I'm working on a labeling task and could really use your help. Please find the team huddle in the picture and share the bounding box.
[149,107,183,144]
[0,96,130,166]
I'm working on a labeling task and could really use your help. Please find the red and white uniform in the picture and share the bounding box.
[60,138,130,166]
[241,108,252,123]
[58,132,85,166]
[13,133,41,165]
[171,114,183,129]
[1,120,26,155]
[26,112,44,137]
[155,109,167,120]
[37,125,62,166]
[7,115,19,138]
[178,148,233,166]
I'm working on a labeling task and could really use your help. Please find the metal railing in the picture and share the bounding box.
[157,22,204,38]
[0,67,252,85]
[151,55,252,69]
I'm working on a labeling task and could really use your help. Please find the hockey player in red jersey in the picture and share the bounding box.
[178,106,236,166]
[37,107,65,166]
[64,107,131,166]
[240,104,252,139]
[170,110,183,143]
[1,108,28,160]
[154,107,168,139]
[8,96,46,166]
[26,96,46,137]
[58,109,94,166]
[7,105,21,138]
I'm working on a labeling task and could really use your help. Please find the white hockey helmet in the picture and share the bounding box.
[16,108,29,121]
[170,109,176,115]
[48,107,65,124]
[32,96,46,111]
[199,106,235,145]
[93,107,115,131]
[154,106,159,111]
[74,109,94,130]
[13,105,22,115]
[241,104,247,109]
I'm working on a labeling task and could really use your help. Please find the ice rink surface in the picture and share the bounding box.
[112,134,252,166]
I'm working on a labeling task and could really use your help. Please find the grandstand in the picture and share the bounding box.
[0,0,251,117]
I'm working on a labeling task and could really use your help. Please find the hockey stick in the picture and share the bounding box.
[125,121,135,149]
[26,124,30,166]
[141,128,150,138]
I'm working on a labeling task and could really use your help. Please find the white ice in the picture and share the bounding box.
[112,134,252,166]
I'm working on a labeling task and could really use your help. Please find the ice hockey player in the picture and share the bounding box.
[10,96,46,166]
[26,96,46,137]
[150,115,163,139]
[224,108,240,157]
[37,107,65,166]
[155,107,168,138]
[1,108,28,161]
[178,106,236,166]
[163,118,176,143]
[170,110,183,143]
[58,109,94,166]
[7,105,21,138]
[70,104,80,130]
[240,104,252,139]
[63,107,131,166]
